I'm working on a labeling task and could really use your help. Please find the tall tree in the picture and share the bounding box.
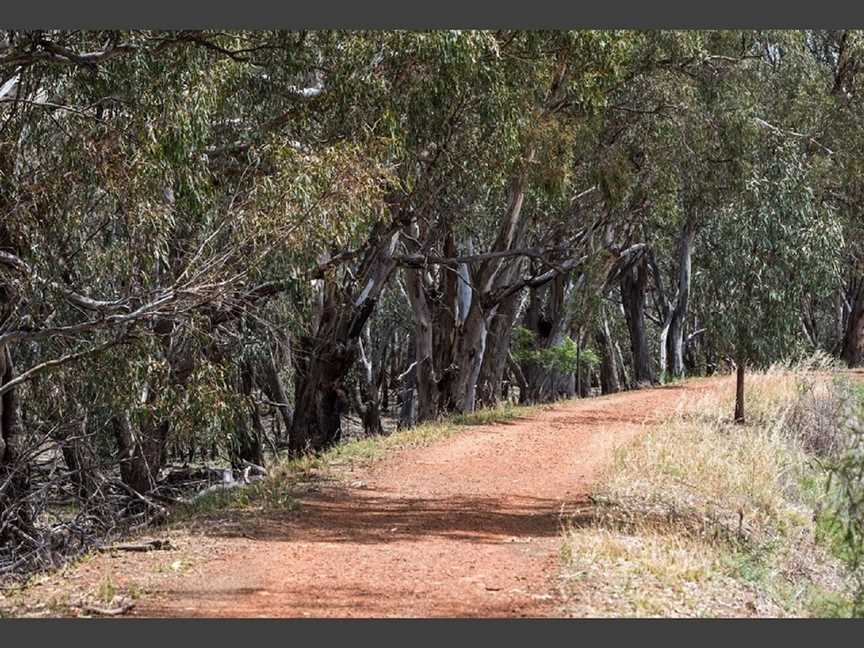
[701,141,843,422]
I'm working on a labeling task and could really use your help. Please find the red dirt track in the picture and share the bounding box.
[132,379,720,618]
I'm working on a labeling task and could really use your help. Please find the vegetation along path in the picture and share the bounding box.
[24,379,723,618]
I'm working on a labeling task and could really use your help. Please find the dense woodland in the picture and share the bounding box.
[1,29,863,575]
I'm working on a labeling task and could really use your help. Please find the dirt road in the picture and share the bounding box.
[113,379,719,618]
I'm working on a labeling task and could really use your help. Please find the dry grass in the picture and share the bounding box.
[559,362,858,618]
[560,528,784,617]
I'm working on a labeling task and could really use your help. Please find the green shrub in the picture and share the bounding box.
[822,386,864,615]
[511,326,600,374]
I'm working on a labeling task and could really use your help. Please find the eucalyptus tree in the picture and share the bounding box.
[380,31,537,423]
[0,31,245,518]
[700,140,843,422]
[416,31,635,415]
[5,28,864,576]
[722,31,864,369]
[594,30,776,384]
[0,30,376,514]
[283,30,512,448]
[0,31,194,535]
[798,30,864,366]
[674,32,847,399]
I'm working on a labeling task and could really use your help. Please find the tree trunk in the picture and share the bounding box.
[596,311,620,395]
[615,340,630,389]
[442,157,535,413]
[380,353,390,413]
[519,282,546,403]
[834,288,847,351]
[431,232,467,416]
[114,321,195,493]
[231,362,265,468]
[577,366,590,397]
[508,353,529,404]
[667,222,696,378]
[289,221,401,454]
[0,346,30,535]
[257,348,293,440]
[658,317,672,384]
[57,414,98,501]
[734,358,746,424]
[232,406,265,468]
[356,396,383,436]
[113,413,169,494]
[620,255,654,387]
[445,300,490,413]
[520,272,574,404]
[477,291,520,407]
[404,267,438,423]
[354,336,384,436]
[841,283,864,367]
[398,337,417,429]
[289,333,352,453]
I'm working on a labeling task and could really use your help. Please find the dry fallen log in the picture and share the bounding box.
[81,600,135,616]
[180,462,268,505]
[241,461,268,478]
[160,466,233,484]
[99,538,172,553]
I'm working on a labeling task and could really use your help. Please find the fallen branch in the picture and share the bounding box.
[241,461,268,479]
[112,479,169,523]
[183,471,266,505]
[81,600,135,616]
[98,538,172,553]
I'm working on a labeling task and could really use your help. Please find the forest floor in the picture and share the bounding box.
[1,377,730,618]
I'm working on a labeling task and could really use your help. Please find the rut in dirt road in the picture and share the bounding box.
[136,379,720,618]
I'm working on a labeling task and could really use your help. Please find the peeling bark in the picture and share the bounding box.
[667,222,696,378]
[477,290,521,407]
[354,336,384,436]
[404,266,438,423]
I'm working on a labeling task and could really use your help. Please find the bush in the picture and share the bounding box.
[784,376,859,459]
[511,326,599,374]
[821,382,864,615]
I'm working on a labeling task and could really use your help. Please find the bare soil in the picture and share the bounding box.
[3,378,722,618]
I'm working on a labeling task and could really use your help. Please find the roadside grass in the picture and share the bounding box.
[559,362,860,618]
[177,400,538,519]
